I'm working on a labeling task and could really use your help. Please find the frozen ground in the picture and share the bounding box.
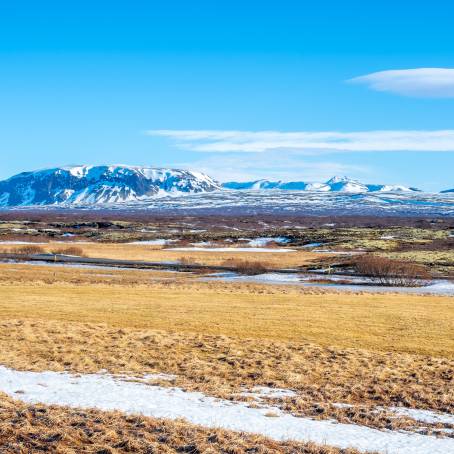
[0,365,452,454]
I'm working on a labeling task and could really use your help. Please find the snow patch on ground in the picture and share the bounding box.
[333,403,354,409]
[202,273,454,296]
[0,366,453,454]
[128,239,176,245]
[168,247,296,253]
[389,407,454,425]
[333,403,454,425]
[0,241,47,245]
[247,237,291,247]
[219,273,302,284]
[302,242,324,248]
[143,373,177,382]
[423,281,454,293]
[241,386,297,399]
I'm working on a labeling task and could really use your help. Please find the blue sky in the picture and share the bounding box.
[1,1,454,191]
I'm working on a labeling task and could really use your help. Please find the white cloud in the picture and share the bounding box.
[147,129,454,153]
[349,68,454,97]
[174,151,369,182]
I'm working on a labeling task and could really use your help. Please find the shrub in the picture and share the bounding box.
[50,246,85,257]
[354,255,430,287]
[178,257,201,267]
[222,259,269,275]
[14,245,45,255]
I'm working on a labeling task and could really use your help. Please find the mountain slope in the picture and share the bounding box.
[0,165,221,206]
[223,176,420,193]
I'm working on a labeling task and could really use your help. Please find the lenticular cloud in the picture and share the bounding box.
[349,68,454,98]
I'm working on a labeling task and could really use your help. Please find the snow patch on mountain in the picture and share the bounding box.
[223,176,421,193]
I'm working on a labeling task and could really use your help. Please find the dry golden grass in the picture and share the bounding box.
[2,241,330,268]
[0,394,360,454]
[0,262,190,286]
[0,274,452,357]
[49,246,86,256]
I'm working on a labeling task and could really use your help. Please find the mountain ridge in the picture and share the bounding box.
[0,165,221,206]
[223,176,422,193]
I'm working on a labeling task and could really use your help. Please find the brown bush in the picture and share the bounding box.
[14,245,45,255]
[173,238,192,247]
[179,256,200,266]
[50,246,85,257]
[222,258,269,275]
[354,255,430,287]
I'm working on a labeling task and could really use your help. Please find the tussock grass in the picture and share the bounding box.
[0,314,453,412]
[0,319,452,431]
[221,258,270,274]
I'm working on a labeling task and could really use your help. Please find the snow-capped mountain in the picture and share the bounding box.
[0,165,221,206]
[223,176,421,193]
[441,188,454,193]
[0,166,451,215]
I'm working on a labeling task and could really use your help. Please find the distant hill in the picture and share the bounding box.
[223,176,421,193]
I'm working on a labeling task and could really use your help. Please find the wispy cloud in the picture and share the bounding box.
[174,152,369,182]
[349,68,454,97]
[147,129,454,153]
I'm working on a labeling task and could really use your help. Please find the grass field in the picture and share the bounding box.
[0,254,453,451]
[0,277,453,356]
